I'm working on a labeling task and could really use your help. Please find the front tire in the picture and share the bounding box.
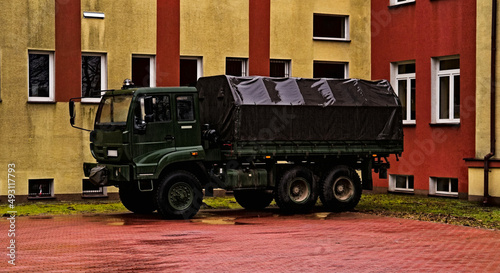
[119,182,157,214]
[234,189,273,210]
[275,166,317,213]
[156,171,203,219]
[320,165,362,212]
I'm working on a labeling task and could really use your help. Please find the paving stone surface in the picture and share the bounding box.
[1,209,500,272]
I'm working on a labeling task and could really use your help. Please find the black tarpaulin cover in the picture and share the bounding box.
[197,75,403,142]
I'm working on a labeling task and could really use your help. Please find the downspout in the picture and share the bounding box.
[485,0,498,205]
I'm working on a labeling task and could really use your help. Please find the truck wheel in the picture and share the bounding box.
[320,165,362,212]
[275,166,317,213]
[119,182,157,214]
[234,189,273,210]
[156,171,203,219]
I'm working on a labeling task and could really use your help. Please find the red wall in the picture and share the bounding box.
[249,0,270,76]
[55,0,81,101]
[371,0,476,194]
[157,0,180,86]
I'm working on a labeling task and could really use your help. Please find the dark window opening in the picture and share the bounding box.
[82,55,102,97]
[132,57,151,87]
[313,62,346,78]
[180,59,198,87]
[29,179,53,198]
[270,60,290,77]
[82,179,105,196]
[29,54,50,98]
[313,14,347,39]
[226,58,247,76]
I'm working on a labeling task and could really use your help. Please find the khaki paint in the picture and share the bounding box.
[470,1,500,199]
[180,0,249,76]
[270,0,370,78]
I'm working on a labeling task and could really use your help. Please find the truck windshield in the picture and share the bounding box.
[96,95,133,125]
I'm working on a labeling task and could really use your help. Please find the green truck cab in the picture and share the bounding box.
[70,76,403,219]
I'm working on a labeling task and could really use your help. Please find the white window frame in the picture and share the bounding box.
[429,177,459,197]
[390,0,416,6]
[389,174,414,193]
[313,14,350,42]
[132,54,156,87]
[226,58,248,77]
[180,56,203,80]
[82,52,107,103]
[391,61,416,125]
[270,59,291,78]
[431,56,460,124]
[28,50,55,103]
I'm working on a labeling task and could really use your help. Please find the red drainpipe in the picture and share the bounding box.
[485,0,498,205]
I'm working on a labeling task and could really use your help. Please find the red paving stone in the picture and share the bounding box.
[1,209,500,272]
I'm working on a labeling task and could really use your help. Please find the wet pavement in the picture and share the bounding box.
[1,209,500,272]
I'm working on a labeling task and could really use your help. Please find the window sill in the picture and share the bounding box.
[429,122,460,127]
[82,194,108,199]
[403,121,416,127]
[429,193,459,198]
[81,99,101,104]
[388,1,416,8]
[28,196,56,200]
[27,100,56,104]
[313,37,351,43]
[389,189,415,195]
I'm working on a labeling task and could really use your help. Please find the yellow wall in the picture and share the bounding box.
[270,0,371,78]
[180,0,249,76]
[470,1,500,199]
[81,0,156,89]
[0,0,156,197]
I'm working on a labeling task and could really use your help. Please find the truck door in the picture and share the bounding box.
[173,94,201,148]
[132,94,176,161]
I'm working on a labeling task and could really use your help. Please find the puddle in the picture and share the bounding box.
[191,217,255,225]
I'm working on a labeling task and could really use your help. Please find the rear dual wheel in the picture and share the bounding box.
[320,165,362,212]
[275,166,318,213]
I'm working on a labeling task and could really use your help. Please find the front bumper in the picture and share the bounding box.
[84,163,131,186]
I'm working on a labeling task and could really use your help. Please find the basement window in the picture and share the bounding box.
[28,179,54,199]
[389,175,414,193]
[429,177,458,197]
[82,179,107,197]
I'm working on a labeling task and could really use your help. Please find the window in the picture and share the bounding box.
[270,59,291,78]
[393,62,416,124]
[390,0,415,6]
[82,53,107,102]
[313,61,348,79]
[28,51,55,102]
[138,95,171,123]
[28,179,54,198]
[180,57,203,87]
[432,57,460,124]
[429,177,458,196]
[176,96,195,121]
[132,55,156,88]
[82,179,107,197]
[226,58,248,76]
[389,175,414,192]
[313,14,349,41]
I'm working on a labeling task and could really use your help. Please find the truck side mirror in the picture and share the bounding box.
[69,101,75,126]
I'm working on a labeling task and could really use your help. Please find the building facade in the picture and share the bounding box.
[0,0,371,201]
[370,0,500,205]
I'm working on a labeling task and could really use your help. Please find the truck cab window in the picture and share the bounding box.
[138,95,171,122]
[176,96,195,121]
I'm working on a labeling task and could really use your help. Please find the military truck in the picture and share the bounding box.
[69,75,403,219]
